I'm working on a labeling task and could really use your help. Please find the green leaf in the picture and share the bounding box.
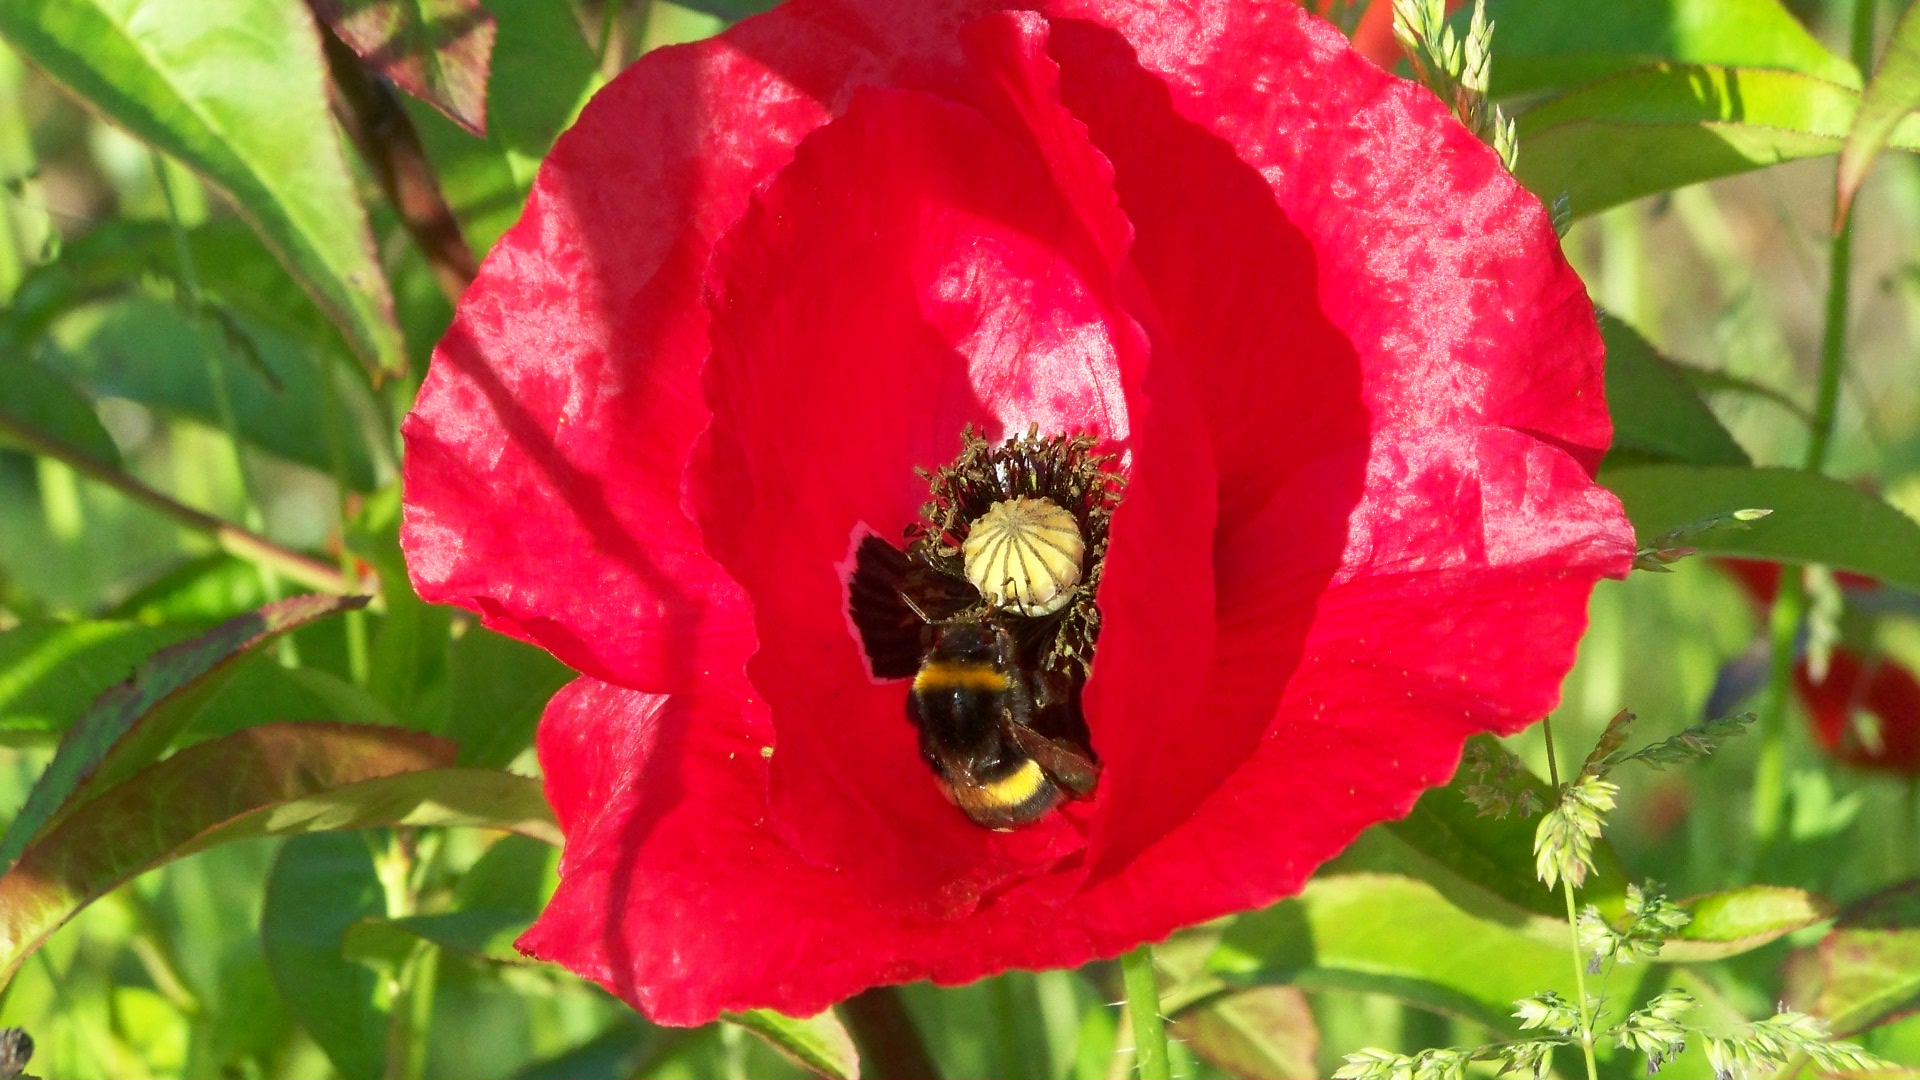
[45,295,380,490]
[342,831,554,966]
[512,1020,669,1080]
[1815,880,1920,1036]
[1838,0,1920,223]
[0,0,407,378]
[343,909,529,966]
[1207,873,1589,1035]
[310,0,496,135]
[1515,65,1920,220]
[263,832,389,1080]
[446,627,571,767]
[0,721,452,985]
[1601,314,1748,467]
[0,594,363,868]
[1168,986,1319,1080]
[105,554,269,622]
[1658,886,1834,963]
[669,0,780,19]
[1347,735,1629,928]
[720,1009,860,1080]
[0,620,200,736]
[1486,0,1857,97]
[1601,464,1920,590]
[0,360,120,468]
[405,0,598,255]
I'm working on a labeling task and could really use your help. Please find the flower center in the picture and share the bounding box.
[845,426,1124,829]
[962,496,1084,616]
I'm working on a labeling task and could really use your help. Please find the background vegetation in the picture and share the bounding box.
[2,0,1920,1077]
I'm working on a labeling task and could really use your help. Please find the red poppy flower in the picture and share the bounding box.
[399,0,1633,1024]
[1717,559,1920,774]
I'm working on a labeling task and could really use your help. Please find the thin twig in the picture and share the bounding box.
[0,411,352,597]
[319,24,478,305]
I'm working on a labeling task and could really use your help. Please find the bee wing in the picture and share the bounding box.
[1005,720,1100,798]
[848,534,975,680]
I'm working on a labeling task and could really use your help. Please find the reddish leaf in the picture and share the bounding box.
[310,0,496,136]
[0,721,558,985]
[0,594,367,869]
[1815,880,1920,1036]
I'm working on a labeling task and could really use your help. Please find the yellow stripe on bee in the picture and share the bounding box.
[913,661,1009,693]
[977,758,1047,809]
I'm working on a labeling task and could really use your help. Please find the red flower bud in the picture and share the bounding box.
[400,0,1633,1024]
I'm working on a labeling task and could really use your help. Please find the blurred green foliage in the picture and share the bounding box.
[0,0,1919,1077]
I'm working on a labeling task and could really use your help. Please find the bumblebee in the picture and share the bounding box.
[846,428,1120,830]
[906,616,1099,829]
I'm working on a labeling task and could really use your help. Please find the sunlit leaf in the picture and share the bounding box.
[1207,873,1595,1035]
[1169,986,1318,1080]
[1658,885,1834,963]
[0,361,120,468]
[1485,0,1856,97]
[1602,314,1748,467]
[45,295,380,490]
[1814,881,1920,1036]
[1348,735,1629,927]
[0,721,452,984]
[0,0,407,378]
[0,594,364,868]
[105,554,269,623]
[309,0,496,135]
[1838,1,1920,223]
[0,620,198,737]
[1516,65,1920,219]
[721,1008,860,1080]
[1601,465,1920,591]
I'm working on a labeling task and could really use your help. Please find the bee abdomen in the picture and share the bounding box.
[911,661,1010,694]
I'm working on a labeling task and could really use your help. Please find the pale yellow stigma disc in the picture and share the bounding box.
[962,496,1084,616]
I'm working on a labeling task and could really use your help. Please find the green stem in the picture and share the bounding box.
[1119,944,1170,1080]
[1542,717,1599,1080]
[1752,571,1807,848]
[316,328,371,686]
[374,830,436,1080]
[1753,0,1874,854]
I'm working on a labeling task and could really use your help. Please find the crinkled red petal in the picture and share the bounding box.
[692,80,1124,911]
[399,0,1022,694]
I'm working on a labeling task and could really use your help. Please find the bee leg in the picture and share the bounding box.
[1005,719,1100,798]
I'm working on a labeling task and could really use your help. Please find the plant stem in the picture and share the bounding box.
[1753,0,1873,854]
[841,987,941,1080]
[1752,570,1807,848]
[1119,944,1170,1080]
[316,320,371,686]
[0,412,351,596]
[320,26,477,305]
[1542,717,1599,1080]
